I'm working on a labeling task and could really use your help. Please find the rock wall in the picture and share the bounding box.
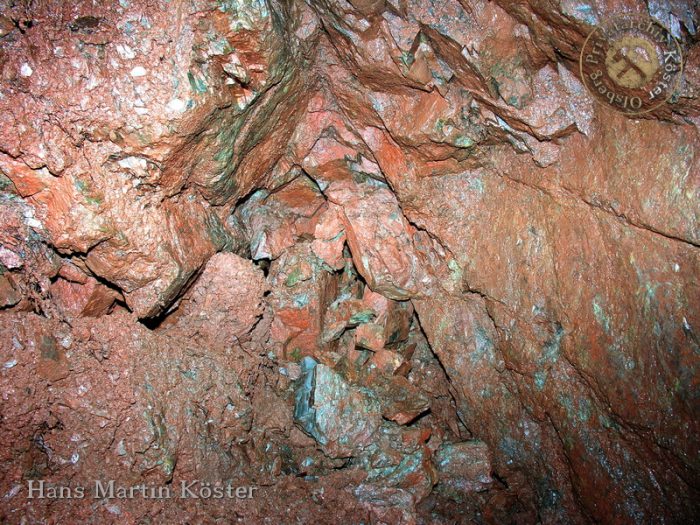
[0,0,698,523]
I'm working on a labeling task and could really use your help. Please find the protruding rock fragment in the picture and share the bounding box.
[322,297,375,343]
[294,357,382,458]
[326,180,424,300]
[311,204,346,270]
[238,176,326,260]
[435,441,493,497]
[0,274,20,308]
[269,244,335,359]
[50,277,119,318]
[374,375,431,425]
[169,253,267,347]
[353,423,437,508]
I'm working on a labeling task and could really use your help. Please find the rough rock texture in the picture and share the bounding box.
[0,0,312,317]
[166,252,268,347]
[0,0,699,523]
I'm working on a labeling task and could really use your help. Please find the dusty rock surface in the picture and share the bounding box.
[0,0,698,524]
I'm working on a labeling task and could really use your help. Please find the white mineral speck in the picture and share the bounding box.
[130,66,147,77]
[0,247,22,269]
[20,63,33,77]
[119,156,148,171]
[167,98,186,112]
[116,44,136,59]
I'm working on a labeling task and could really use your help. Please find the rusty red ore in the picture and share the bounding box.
[0,0,698,523]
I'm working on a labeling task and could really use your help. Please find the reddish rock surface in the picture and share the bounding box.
[0,0,699,523]
[166,252,268,347]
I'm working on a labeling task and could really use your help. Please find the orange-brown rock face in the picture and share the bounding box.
[0,0,698,523]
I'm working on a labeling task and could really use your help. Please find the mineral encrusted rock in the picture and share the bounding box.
[0,0,698,523]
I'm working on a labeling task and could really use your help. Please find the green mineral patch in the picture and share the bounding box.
[0,171,14,192]
[349,309,375,325]
[534,370,547,391]
[454,135,474,148]
[285,267,303,287]
[187,70,208,94]
[592,297,611,335]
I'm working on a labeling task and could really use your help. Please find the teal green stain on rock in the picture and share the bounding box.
[187,71,208,94]
[472,325,495,364]
[640,281,659,315]
[454,135,474,148]
[204,212,230,251]
[217,0,270,31]
[329,231,344,242]
[534,370,547,391]
[209,37,231,55]
[448,259,463,284]
[498,435,526,462]
[468,176,484,193]
[598,413,619,430]
[293,294,309,308]
[0,172,14,192]
[558,393,592,426]
[285,267,303,287]
[84,193,103,206]
[535,477,562,509]
[577,398,592,423]
[367,449,425,484]
[349,310,376,325]
[489,59,532,108]
[558,393,576,425]
[161,455,175,476]
[434,118,446,134]
[351,171,369,184]
[541,323,564,364]
[180,369,196,380]
[399,51,414,67]
[74,178,88,193]
[213,146,233,163]
[592,297,611,334]
[294,360,381,454]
